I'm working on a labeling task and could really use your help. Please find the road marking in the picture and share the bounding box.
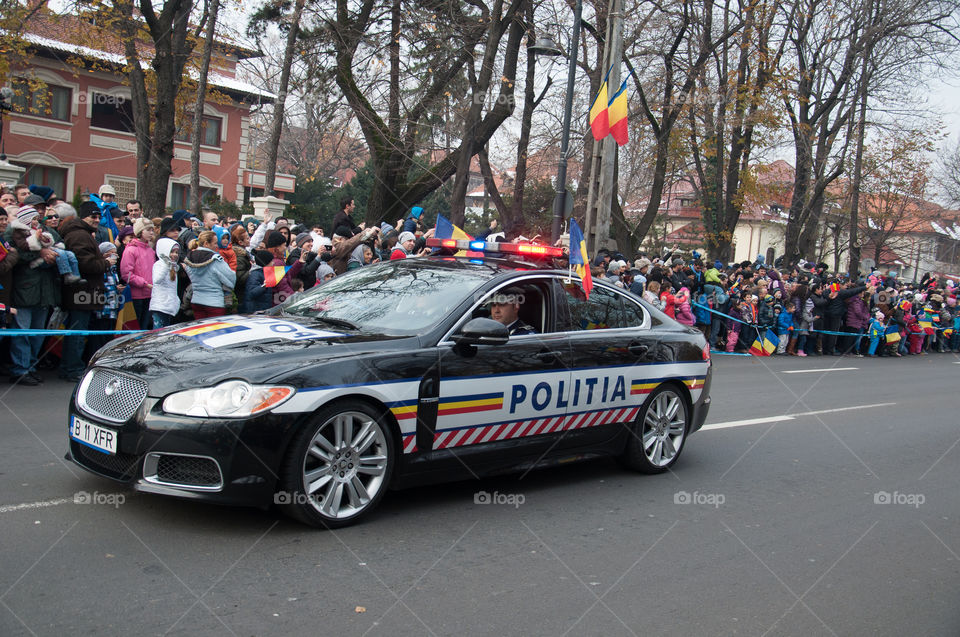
[701,402,896,431]
[781,367,858,374]
[0,497,74,514]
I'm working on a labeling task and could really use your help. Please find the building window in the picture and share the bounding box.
[170,183,217,210]
[14,164,68,198]
[176,116,222,148]
[90,92,135,133]
[10,79,71,122]
[106,178,137,206]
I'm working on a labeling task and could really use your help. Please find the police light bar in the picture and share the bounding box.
[425,238,563,259]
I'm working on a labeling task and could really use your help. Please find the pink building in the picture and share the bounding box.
[3,13,294,212]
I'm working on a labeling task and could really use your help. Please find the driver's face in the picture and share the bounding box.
[489,302,519,326]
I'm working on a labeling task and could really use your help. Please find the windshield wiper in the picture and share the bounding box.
[314,316,359,331]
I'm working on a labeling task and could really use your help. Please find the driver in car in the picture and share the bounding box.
[489,288,536,335]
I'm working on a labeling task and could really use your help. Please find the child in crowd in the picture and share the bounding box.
[776,301,794,354]
[150,238,181,329]
[10,205,85,285]
[866,311,885,356]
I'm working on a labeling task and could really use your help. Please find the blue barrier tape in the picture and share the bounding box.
[711,351,752,357]
[0,329,146,336]
[690,301,953,337]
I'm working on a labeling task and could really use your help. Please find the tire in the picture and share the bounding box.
[619,385,689,474]
[279,400,395,528]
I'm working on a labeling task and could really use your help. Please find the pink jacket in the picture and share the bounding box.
[120,238,157,299]
[674,298,695,326]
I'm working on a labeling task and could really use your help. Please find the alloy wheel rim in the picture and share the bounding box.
[302,411,388,519]
[641,391,686,467]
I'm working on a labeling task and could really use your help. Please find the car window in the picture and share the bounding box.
[467,279,552,334]
[281,261,488,334]
[559,281,643,331]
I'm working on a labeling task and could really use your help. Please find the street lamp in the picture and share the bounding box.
[533,0,583,244]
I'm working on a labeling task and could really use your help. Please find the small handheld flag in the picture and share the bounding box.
[263,265,291,288]
[0,241,7,263]
[748,328,778,356]
[568,219,593,298]
[884,326,901,344]
[434,215,472,241]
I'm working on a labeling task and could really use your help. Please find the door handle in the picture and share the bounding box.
[534,350,563,361]
[629,343,650,356]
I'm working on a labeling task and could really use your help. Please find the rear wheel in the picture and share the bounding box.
[279,401,395,528]
[619,385,689,473]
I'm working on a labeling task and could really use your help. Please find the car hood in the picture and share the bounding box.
[90,314,417,395]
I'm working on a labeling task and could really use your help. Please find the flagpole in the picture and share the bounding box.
[550,0,583,245]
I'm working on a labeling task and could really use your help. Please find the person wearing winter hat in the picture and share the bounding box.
[98,184,116,203]
[212,225,236,271]
[183,231,236,318]
[391,231,417,260]
[119,216,157,329]
[346,243,373,270]
[11,205,85,285]
[50,200,114,380]
[313,261,335,286]
[402,206,424,234]
[240,250,275,313]
[3,203,60,384]
[150,238,181,328]
[866,310,887,357]
[263,230,304,306]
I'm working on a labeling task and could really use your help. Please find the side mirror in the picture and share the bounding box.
[451,318,509,346]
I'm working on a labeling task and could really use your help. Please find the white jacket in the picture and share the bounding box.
[149,238,181,316]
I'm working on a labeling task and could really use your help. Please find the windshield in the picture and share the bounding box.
[280,261,491,334]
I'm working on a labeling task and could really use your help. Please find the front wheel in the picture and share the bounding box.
[619,385,689,473]
[279,401,395,528]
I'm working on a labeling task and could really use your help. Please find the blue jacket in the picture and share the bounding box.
[693,293,712,325]
[183,248,236,308]
[240,267,272,313]
[776,310,794,336]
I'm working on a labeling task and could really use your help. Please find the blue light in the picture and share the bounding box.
[469,259,484,265]
[469,240,486,251]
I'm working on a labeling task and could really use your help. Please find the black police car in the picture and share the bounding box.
[67,239,712,528]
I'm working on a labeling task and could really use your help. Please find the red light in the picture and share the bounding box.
[441,239,457,248]
[702,344,711,362]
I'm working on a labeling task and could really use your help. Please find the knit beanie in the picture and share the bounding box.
[17,206,38,224]
[265,230,287,249]
[99,242,117,254]
[254,250,274,267]
[295,232,312,248]
[398,231,416,244]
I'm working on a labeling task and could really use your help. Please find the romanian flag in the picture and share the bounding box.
[115,286,140,331]
[0,241,7,262]
[749,328,778,356]
[435,215,472,256]
[829,282,841,293]
[607,80,629,146]
[434,215,472,241]
[263,265,291,288]
[885,326,901,344]
[568,218,593,298]
[589,80,609,141]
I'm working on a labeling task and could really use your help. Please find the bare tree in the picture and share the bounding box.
[190,0,221,216]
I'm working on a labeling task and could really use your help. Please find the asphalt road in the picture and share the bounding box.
[1,352,959,636]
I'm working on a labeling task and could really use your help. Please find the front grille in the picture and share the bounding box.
[79,369,148,423]
[74,443,141,480]
[152,454,222,488]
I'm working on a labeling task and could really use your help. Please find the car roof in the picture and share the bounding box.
[403,254,564,273]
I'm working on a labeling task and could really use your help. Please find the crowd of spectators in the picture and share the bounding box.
[0,184,439,385]
[595,248,960,358]
[1,179,957,386]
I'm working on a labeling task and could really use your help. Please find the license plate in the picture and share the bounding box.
[70,415,118,455]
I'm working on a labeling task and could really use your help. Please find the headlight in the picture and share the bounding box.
[162,380,295,418]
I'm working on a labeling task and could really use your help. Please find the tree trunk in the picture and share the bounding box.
[263,0,305,196]
[190,0,220,216]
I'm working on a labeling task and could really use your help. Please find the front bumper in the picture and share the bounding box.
[67,392,304,507]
